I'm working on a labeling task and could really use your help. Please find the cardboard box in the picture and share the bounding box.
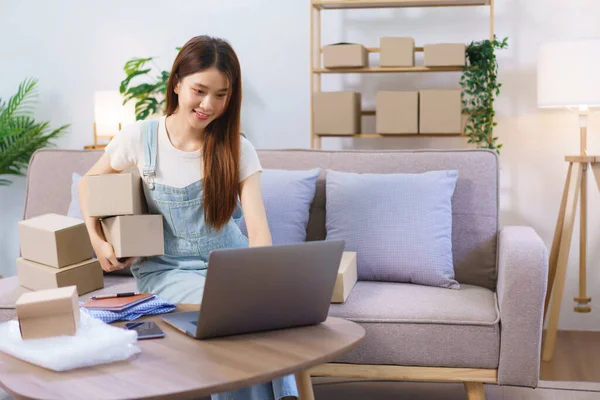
[376,91,419,134]
[100,215,164,258]
[419,90,462,134]
[18,213,94,268]
[331,252,358,304]
[314,92,361,135]
[17,258,104,295]
[423,43,466,66]
[323,43,368,68]
[16,286,79,340]
[85,173,145,218]
[380,37,415,67]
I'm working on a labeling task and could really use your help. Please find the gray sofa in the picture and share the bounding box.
[21,148,548,400]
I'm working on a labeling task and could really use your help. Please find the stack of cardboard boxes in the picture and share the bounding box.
[16,172,164,295]
[14,173,164,340]
[85,172,164,260]
[317,38,465,136]
[17,213,104,295]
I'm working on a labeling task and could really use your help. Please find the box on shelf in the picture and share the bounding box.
[17,257,104,295]
[380,37,415,67]
[423,43,466,66]
[16,286,80,340]
[331,252,358,304]
[419,89,463,134]
[323,43,368,68]
[85,172,146,218]
[100,215,164,258]
[18,213,94,268]
[376,91,419,134]
[314,92,361,135]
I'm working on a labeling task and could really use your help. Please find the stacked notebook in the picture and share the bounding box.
[82,293,155,312]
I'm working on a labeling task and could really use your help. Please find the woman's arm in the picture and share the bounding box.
[239,171,272,247]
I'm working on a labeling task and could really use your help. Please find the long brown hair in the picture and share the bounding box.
[165,36,242,231]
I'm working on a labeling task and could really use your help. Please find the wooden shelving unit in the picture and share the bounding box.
[309,0,495,148]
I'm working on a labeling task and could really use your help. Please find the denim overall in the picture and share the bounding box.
[131,119,298,400]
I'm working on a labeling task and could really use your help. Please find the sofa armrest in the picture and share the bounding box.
[496,226,548,388]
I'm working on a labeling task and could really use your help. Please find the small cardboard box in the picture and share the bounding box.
[16,286,79,340]
[423,43,466,66]
[85,173,145,218]
[17,258,104,295]
[18,213,94,268]
[380,37,415,67]
[314,92,361,135]
[100,215,164,258]
[331,252,358,304]
[419,90,462,134]
[376,91,419,134]
[323,43,368,68]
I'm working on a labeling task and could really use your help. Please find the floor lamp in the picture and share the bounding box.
[537,39,600,362]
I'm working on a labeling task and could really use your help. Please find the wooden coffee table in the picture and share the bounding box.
[0,277,365,400]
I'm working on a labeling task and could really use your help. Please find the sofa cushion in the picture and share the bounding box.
[325,169,459,288]
[328,281,499,368]
[239,168,321,244]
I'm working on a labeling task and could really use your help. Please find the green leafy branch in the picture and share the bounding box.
[460,36,508,154]
[0,78,69,186]
[119,47,180,120]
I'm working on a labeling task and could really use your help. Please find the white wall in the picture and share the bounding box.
[1,0,600,330]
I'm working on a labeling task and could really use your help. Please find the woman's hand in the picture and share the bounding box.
[93,239,137,272]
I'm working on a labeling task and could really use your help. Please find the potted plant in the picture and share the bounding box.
[119,47,180,120]
[460,36,508,154]
[0,78,69,186]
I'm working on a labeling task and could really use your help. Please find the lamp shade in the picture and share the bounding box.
[537,38,600,109]
[93,91,135,136]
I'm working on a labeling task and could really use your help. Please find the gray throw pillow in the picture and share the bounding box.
[325,169,460,289]
[239,168,321,245]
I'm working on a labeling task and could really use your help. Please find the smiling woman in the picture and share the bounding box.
[78,36,298,400]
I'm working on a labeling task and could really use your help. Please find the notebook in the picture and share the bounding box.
[82,293,155,312]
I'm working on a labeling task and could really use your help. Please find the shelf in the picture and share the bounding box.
[312,0,490,10]
[313,66,464,73]
[316,133,465,138]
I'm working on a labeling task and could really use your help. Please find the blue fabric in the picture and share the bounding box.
[80,296,177,324]
[325,169,460,289]
[239,168,321,245]
[131,119,298,400]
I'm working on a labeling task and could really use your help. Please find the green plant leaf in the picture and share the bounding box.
[124,57,153,75]
[119,69,152,94]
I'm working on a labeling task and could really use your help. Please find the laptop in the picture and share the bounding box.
[161,240,345,339]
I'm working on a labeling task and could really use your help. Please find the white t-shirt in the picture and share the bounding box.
[104,116,262,188]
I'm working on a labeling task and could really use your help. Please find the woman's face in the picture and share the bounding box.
[174,67,230,131]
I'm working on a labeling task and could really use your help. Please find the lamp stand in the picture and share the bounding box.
[542,112,600,361]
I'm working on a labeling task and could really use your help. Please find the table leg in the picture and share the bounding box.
[295,370,315,400]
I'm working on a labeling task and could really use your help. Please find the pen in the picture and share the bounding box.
[91,292,142,300]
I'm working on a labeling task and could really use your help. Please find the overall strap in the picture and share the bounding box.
[142,119,159,189]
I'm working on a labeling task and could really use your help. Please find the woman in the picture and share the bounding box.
[79,35,298,400]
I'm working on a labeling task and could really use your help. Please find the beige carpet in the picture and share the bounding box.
[2,379,600,399]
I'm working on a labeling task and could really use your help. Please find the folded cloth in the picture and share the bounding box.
[0,312,140,371]
[80,295,177,324]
